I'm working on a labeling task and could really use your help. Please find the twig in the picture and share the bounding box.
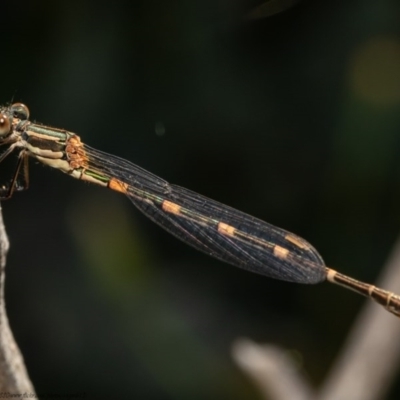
[232,339,314,400]
[232,235,400,400]
[0,204,35,396]
[318,235,400,400]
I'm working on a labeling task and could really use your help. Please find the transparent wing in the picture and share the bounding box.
[85,145,326,283]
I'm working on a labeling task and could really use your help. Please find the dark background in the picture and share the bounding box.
[0,0,400,398]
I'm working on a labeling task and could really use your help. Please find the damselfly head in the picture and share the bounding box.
[10,103,29,121]
[0,113,11,137]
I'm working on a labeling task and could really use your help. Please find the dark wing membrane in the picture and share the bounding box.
[84,145,326,284]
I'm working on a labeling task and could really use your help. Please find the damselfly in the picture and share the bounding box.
[0,102,399,317]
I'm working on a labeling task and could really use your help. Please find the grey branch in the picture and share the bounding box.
[232,339,315,400]
[318,235,400,400]
[0,205,35,395]
[232,235,400,400]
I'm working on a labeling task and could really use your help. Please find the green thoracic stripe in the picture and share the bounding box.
[29,124,68,140]
[84,169,110,183]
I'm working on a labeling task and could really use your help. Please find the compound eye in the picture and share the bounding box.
[0,114,11,137]
[10,103,29,120]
